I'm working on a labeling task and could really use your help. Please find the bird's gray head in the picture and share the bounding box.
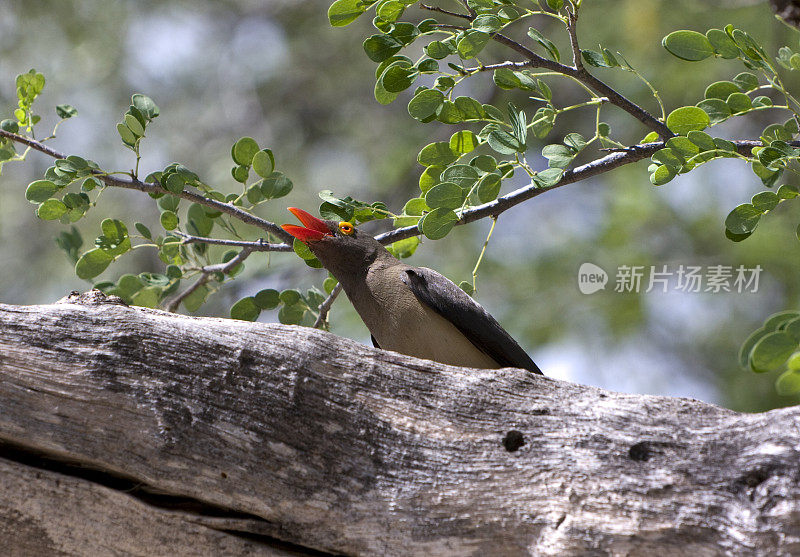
[282,207,390,280]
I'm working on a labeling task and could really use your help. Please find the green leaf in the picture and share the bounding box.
[425,182,465,209]
[134,222,152,239]
[751,191,779,212]
[25,180,57,203]
[546,0,563,10]
[472,14,501,33]
[417,142,457,166]
[764,311,800,331]
[363,34,403,62]
[260,171,293,198]
[117,123,136,146]
[666,106,709,135]
[377,0,404,23]
[419,166,443,193]
[542,144,575,169]
[374,78,399,105]
[37,199,68,220]
[419,207,457,240]
[706,28,739,59]
[425,41,453,60]
[442,164,479,189]
[232,137,259,166]
[323,277,339,295]
[726,92,752,114]
[436,101,463,124]
[733,72,759,92]
[776,369,800,396]
[493,68,522,89]
[751,331,798,373]
[381,63,418,93]
[696,99,731,125]
[581,49,609,67]
[389,236,420,258]
[131,286,161,309]
[182,285,209,312]
[687,130,716,151]
[476,173,501,202]
[778,184,800,199]
[449,130,478,155]
[231,297,261,321]
[725,204,762,234]
[187,203,214,236]
[55,104,78,119]
[252,149,275,178]
[487,127,523,155]
[124,113,144,136]
[278,303,306,325]
[75,248,113,279]
[527,27,560,62]
[131,94,159,119]
[739,327,767,368]
[279,289,302,306]
[650,164,676,186]
[328,0,366,26]
[254,288,281,310]
[160,210,179,231]
[533,168,563,188]
[704,81,739,100]
[530,107,555,138]
[101,218,128,244]
[456,30,490,59]
[662,30,715,61]
[651,148,683,170]
[293,237,317,260]
[454,97,485,120]
[408,89,444,121]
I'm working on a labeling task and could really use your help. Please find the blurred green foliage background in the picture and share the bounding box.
[0,0,798,411]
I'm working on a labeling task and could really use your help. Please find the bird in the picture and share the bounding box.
[282,207,542,375]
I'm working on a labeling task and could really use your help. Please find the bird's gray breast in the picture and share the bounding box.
[344,263,500,369]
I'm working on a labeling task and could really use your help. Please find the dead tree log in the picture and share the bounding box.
[0,291,799,556]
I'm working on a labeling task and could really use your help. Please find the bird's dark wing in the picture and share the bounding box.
[371,335,381,349]
[402,267,542,375]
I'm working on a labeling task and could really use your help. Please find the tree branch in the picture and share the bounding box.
[376,142,663,245]
[313,283,343,329]
[419,3,472,20]
[165,246,254,312]
[2,293,800,555]
[172,231,292,252]
[0,129,296,246]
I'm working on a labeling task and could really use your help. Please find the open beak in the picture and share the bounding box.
[282,207,331,243]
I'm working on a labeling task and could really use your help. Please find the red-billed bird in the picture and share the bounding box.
[282,207,542,374]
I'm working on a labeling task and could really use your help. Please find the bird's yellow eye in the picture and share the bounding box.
[338,221,355,235]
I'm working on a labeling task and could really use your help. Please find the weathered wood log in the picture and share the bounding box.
[1,291,799,556]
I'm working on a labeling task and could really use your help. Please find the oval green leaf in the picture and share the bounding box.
[25,180,58,203]
[231,297,261,321]
[75,248,114,280]
[37,199,68,220]
[751,331,798,373]
[425,182,464,210]
[232,137,259,166]
[666,106,710,135]
[662,30,715,61]
[419,207,458,240]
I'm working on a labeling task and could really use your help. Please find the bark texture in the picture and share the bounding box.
[1,291,799,556]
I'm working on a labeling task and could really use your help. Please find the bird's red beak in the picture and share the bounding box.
[282,207,331,243]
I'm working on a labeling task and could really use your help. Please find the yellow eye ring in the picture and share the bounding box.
[338,221,355,235]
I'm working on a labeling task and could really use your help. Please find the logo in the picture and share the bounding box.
[578,262,608,294]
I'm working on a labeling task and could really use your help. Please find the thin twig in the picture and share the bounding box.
[0,129,297,246]
[313,283,343,329]
[566,7,582,70]
[165,247,254,312]
[429,21,673,139]
[173,231,292,252]
[419,3,472,20]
